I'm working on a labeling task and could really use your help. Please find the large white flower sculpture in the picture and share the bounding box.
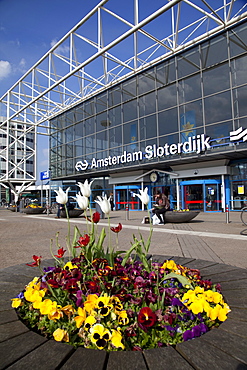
[54,187,70,205]
[95,194,111,215]
[133,187,150,206]
[78,180,93,198]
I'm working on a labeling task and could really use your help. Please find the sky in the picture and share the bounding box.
[0,0,173,180]
[0,0,101,178]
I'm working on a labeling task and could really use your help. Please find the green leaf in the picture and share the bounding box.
[161,272,194,289]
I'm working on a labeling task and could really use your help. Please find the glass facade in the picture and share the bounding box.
[50,21,247,180]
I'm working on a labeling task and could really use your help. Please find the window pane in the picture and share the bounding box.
[203,63,230,96]
[204,91,232,125]
[123,121,138,145]
[108,106,122,127]
[179,102,203,131]
[233,86,247,118]
[178,74,201,104]
[231,56,247,87]
[229,23,247,58]
[140,115,157,139]
[157,84,177,111]
[96,93,107,113]
[109,125,122,148]
[156,60,176,87]
[84,101,95,117]
[177,48,200,79]
[96,130,108,151]
[158,108,178,136]
[201,35,228,68]
[139,91,156,117]
[138,70,155,95]
[122,78,137,102]
[123,100,137,122]
[96,112,108,131]
[75,139,83,156]
[85,135,95,154]
[84,117,95,136]
[109,86,122,106]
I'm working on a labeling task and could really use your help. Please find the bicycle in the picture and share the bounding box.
[240,206,247,226]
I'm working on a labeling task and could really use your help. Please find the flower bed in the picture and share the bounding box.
[11,182,231,352]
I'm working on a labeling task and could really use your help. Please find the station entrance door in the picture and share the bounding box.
[115,185,141,210]
[180,180,221,212]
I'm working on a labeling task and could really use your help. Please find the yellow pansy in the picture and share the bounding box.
[74,307,86,328]
[63,261,78,270]
[111,328,125,349]
[118,310,129,325]
[11,298,22,308]
[190,298,205,314]
[84,294,98,313]
[61,305,76,316]
[90,324,111,349]
[161,260,177,271]
[39,299,57,315]
[84,316,97,331]
[24,287,45,303]
[53,328,69,342]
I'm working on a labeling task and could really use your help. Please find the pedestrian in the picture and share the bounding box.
[109,192,114,211]
[55,204,63,219]
[152,190,170,224]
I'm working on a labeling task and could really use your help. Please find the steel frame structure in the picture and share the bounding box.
[0,0,246,195]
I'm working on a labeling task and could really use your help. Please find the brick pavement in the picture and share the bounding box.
[0,208,246,269]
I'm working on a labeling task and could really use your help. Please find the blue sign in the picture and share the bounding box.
[40,170,50,180]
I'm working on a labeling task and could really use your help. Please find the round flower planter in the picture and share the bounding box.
[60,209,84,218]
[9,206,18,212]
[164,211,199,223]
[21,207,46,214]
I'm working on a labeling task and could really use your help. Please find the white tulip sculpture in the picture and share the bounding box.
[54,187,70,205]
[78,180,93,198]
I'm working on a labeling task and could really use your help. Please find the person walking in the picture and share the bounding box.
[109,192,114,211]
[152,190,170,224]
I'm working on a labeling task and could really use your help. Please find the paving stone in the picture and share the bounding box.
[220,318,247,338]
[0,309,18,324]
[107,350,147,370]
[0,331,47,369]
[176,336,247,370]
[201,268,247,282]
[227,307,247,322]
[6,340,74,370]
[223,289,247,308]
[220,279,247,291]
[202,327,247,364]
[144,347,194,369]
[182,259,218,270]
[60,347,107,370]
[0,320,29,342]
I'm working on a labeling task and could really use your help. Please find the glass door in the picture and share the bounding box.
[115,185,141,210]
[184,184,203,211]
[204,183,221,211]
[181,180,221,212]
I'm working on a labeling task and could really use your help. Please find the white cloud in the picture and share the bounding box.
[17,58,26,74]
[50,38,70,55]
[0,60,11,80]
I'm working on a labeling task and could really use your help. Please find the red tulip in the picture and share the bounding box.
[26,255,42,267]
[55,247,66,258]
[92,212,100,224]
[110,223,122,233]
[75,234,90,248]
